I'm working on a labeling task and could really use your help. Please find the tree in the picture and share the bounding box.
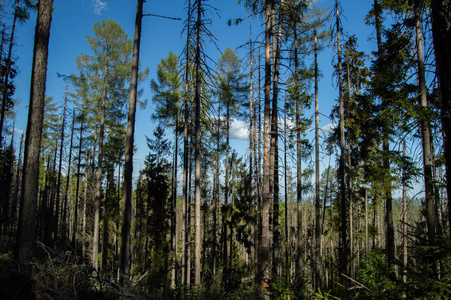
[120,0,145,280]
[150,50,181,286]
[14,0,54,275]
[215,47,247,281]
[76,19,132,270]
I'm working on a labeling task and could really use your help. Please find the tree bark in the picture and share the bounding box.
[14,0,54,275]
[120,0,143,280]
[314,28,323,290]
[193,0,202,285]
[260,0,272,294]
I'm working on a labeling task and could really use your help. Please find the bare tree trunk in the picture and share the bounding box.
[271,0,283,277]
[260,0,272,294]
[314,28,323,291]
[72,113,83,252]
[54,86,69,241]
[62,109,75,247]
[82,146,90,261]
[335,0,347,283]
[92,64,108,270]
[193,0,202,285]
[14,0,54,275]
[294,19,304,281]
[402,141,408,289]
[414,2,436,244]
[120,0,143,280]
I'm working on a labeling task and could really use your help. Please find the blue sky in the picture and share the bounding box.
[9,0,377,181]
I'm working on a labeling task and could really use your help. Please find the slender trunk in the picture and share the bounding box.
[415,3,436,243]
[271,0,282,277]
[294,19,303,280]
[120,0,143,279]
[402,141,408,287]
[14,0,54,275]
[193,0,202,285]
[182,0,192,285]
[82,146,90,261]
[284,96,289,290]
[102,170,110,271]
[365,189,369,261]
[92,64,108,270]
[260,0,272,293]
[62,108,75,247]
[54,87,68,241]
[171,107,179,287]
[346,50,355,279]
[72,115,83,251]
[336,0,348,283]
[314,28,323,290]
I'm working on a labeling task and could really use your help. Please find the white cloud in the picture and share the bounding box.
[91,0,108,15]
[230,119,249,140]
[321,123,338,133]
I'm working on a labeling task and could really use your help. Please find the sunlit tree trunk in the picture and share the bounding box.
[193,0,202,285]
[414,1,435,242]
[260,0,272,294]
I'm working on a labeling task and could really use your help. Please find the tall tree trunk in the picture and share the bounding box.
[430,0,451,236]
[82,146,90,261]
[415,2,435,241]
[182,0,192,285]
[120,0,143,279]
[402,141,408,287]
[171,106,179,287]
[14,0,54,275]
[314,28,323,290]
[294,21,304,280]
[336,0,348,284]
[92,64,108,270]
[260,0,272,294]
[193,0,202,285]
[54,86,69,241]
[346,50,355,279]
[271,0,283,277]
[62,108,75,247]
[72,114,84,251]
